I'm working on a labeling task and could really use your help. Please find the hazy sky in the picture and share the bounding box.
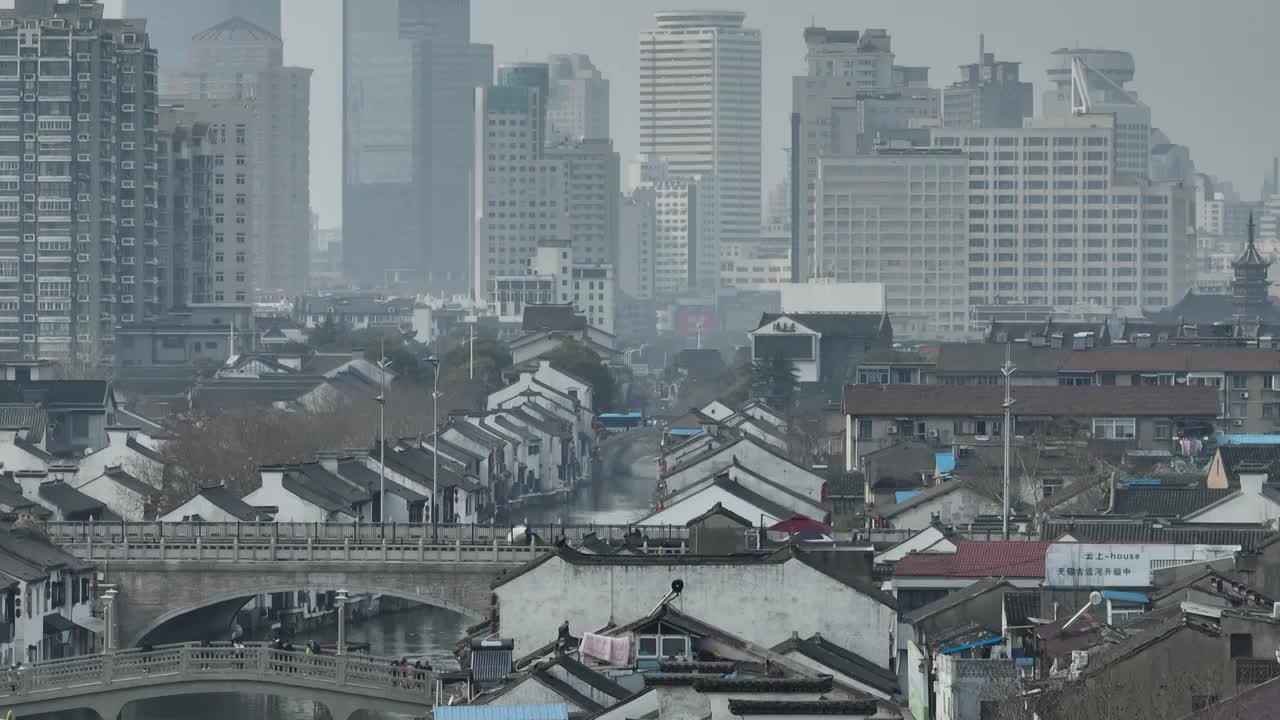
[97,0,1280,229]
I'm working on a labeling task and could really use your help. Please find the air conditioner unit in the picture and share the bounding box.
[1234,419,1245,427]
[928,429,940,438]
[1241,391,1250,400]
[886,426,899,435]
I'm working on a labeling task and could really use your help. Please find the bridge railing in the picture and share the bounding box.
[45,521,689,545]
[60,536,551,563]
[0,642,436,703]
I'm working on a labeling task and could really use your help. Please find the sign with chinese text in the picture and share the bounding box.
[1044,543,1239,588]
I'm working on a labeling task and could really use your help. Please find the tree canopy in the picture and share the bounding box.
[543,341,616,412]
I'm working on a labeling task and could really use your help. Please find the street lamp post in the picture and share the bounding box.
[427,356,441,541]
[100,588,117,653]
[335,589,348,655]
[375,336,394,523]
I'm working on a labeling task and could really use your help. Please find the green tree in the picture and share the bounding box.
[306,316,343,348]
[751,352,799,411]
[438,337,512,391]
[543,340,616,412]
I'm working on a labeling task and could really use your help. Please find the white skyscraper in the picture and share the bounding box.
[639,11,761,258]
[547,53,609,143]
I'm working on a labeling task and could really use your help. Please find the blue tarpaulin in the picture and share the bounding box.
[435,705,570,720]
[895,491,922,504]
[935,452,956,476]
[1216,434,1280,446]
[1102,590,1149,603]
[669,428,704,437]
[940,636,1003,655]
[1121,478,1162,486]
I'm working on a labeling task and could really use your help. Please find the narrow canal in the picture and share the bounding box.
[41,430,660,720]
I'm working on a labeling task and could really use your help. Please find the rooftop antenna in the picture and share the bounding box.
[1070,57,1092,115]
[1001,342,1016,540]
[979,32,984,65]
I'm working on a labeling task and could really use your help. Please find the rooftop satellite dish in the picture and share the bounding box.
[1089,591,1104,607]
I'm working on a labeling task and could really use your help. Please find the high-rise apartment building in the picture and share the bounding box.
[546,53,608,143]
[472,75,566,302]
[640,11,760,253]
[123,0,279,71]
[792,27,938,281]
[815,149,970,339]
[930,115,1193,313]
[165,18,311,296]
[633,155,717,296]
[618,189,656,301]
[0,1,157,362]
[343,0,492,292]
[1042,48,1151,178]
[546,138,619,265]
[942,41,1032,129]
[165,98,256,305]
[156,105,212,310]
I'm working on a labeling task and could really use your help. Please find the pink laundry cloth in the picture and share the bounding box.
[607,635,631,665]
[580,632,612,663]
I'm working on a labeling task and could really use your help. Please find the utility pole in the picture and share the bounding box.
[1001,343,1017,540]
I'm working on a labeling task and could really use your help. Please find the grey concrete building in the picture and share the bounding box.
[155,105,211,310]
[942,42,1032,129]
[343,0,493,293]
[546,138,619,266]
[546,53,608,143]
[618,189,656,301]
[123,0,279,72]
[792,27,938,281]
[160,98,256,305]
[0,1,159,363]
[164,17,312,297]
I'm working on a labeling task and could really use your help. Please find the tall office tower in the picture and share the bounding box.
[618,189,656,301]
[495,63,550,150]
[632,155,717,296]
[546,138,619,265]
[162,98,256,305]
[0,1,156,363]
[942,39,1032,129]
[640,11,760,261]
[165,18,312,297]
[472,74,567,302]
[123,0,279,71]
[343,0,493,292]
[791,27,938,281]
[156,105,212,310]
[1042,48,1151,178]
[931,115,1193,314]
[546,53,608,143]
[815,149,970,340]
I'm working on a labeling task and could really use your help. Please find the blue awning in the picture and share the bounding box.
[1102,590,1149,604]
[940,636,1003,655]
[669,428,704,437]
[895,490,921,504]
[935,452,956,475]
[434,705,569,720]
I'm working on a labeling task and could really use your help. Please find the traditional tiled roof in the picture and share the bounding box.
[1111,484,1234,518]
[756,312,889,338]
[727,700,878,716]
[37,482,112,518]
[0,380,111,408]
[904,577,1013,623]
[842,384,1220,418]
[692,676,833,693]
[1216,445,1280,483]
[98,467,156,499]
[522,304,586,333]
[194,484,263,521]
[1003,590,1041,626]
[1042,519,1278,549]
[0,406,46,441]
[770,635,898,698]
[880,477,995,519]
[684,501,754,528]
[893,541,1051,578]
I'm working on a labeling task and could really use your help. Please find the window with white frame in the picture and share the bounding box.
[1093,417,1136,440]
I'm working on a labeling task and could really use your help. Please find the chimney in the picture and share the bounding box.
[1241,471,1266,496]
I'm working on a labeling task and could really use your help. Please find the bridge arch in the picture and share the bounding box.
[107,561,502,648]
[134,583,486,647]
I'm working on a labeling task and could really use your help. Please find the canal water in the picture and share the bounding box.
[43,432,659,720]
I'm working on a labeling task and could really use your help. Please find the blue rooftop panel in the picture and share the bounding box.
[434,705,570,720]
[1216,434,1280,446]
[935,452,956,475]
[669,428,705,437]
[1102,590,1149,603]
[895,490,921,504]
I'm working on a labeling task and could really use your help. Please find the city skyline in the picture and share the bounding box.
[97,0,1280,228]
